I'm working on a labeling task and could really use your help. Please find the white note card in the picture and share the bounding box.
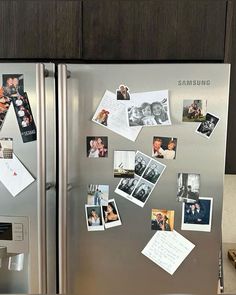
[142,230,195,275]
[0,154,35,197]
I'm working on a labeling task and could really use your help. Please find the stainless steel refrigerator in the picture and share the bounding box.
[0,63,230,295]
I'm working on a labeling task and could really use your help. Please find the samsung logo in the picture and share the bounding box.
[177,80,211,86]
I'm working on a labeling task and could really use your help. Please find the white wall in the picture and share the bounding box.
[222,175,236,243]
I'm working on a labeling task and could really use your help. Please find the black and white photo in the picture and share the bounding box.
[181,197,213,232]
[114,150,135,178]
[196,112,220,138]
[115,151,166,207]
[126,90,171,127]
[177,173,200,203]
[135,152,150,176]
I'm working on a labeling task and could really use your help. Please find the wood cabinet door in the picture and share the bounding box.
[225,0,236,174]
[83,0,227,60]
[0,0,82,59]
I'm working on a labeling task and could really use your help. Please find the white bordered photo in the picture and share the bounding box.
[85,205,105,231]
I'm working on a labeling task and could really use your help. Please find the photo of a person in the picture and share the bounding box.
[116,84,130,100]
[2,74,24,98]
[177,173,200,203]
[86,136,108,158]
[95,109,109,126]
[196,113,220,138]
[87,184,109,205]
[118,177,139,195]
[143,160,166,184]
[132,181,152,203]
[127,90,171,127]
[182,198,213,232]
[134,152,150,176]
[128,107,143,126]
[182,99,207,122]
[151,101,169,124]
[0,88,11,130]
[152,137,177,160]
[85,205,104,231]
[151,209,174,231]
[102,199,122,229]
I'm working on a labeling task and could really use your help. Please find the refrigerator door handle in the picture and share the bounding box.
[36,63,48,294]
[58,64,70,294]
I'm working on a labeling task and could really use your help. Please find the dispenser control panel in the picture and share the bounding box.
[0,216,28,253]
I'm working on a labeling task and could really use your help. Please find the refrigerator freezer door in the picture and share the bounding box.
[65,64,230,295]
[0,63,56,294]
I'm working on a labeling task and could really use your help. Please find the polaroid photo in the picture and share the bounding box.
[85,205,104,231]
[196,112,220,139]
[0,138,13,159]
[116,84,130,100]
[152,136,177,160]
[182,99,207,122]
[86,136,108,158]
[181,197,213,232]
[126,90,171,127]
[135,152,151,177]
[102,199,122,229]
[92,90,142,142]
[87,184,109,206]
[177,173,200,203]
[115,151,166,207]
[114,150,135,178]
[2,74,24,98]
[151,209,174,231]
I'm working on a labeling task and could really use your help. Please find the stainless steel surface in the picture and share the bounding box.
[0,63,56,294]
[65,64,230,295]
[36,63,47,294]
[58,64,69,294]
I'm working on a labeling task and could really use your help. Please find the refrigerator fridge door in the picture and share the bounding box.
[60,64,230,295]
[0,63,56,294]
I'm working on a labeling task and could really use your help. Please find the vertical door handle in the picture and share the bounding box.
[58,64,70,294]
[36,63,48,294]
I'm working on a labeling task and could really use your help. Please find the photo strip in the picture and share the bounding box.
[127,90,171,127]
[196,112,220,139]
[177,173,200,203]
[102,199,122,229]
[182,99,207,122]
[0,138,13,159]
[115,151,166,207]
[116,84,130,100]
[181,197,213,232]
[152,136,177,160]
[85,205,104,231]
[86,136,108,158]
[151,209,174,231]
[87,184,109,206]
[114,150,135,178]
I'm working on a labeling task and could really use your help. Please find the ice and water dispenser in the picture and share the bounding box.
[0,216,28,271]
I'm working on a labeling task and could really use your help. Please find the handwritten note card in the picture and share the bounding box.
[142,230,195,275]
[0,154,35,197]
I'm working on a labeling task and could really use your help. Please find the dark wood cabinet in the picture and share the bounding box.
[82,0,227,60]
[0,0,82,59]
[225,0,236,173]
